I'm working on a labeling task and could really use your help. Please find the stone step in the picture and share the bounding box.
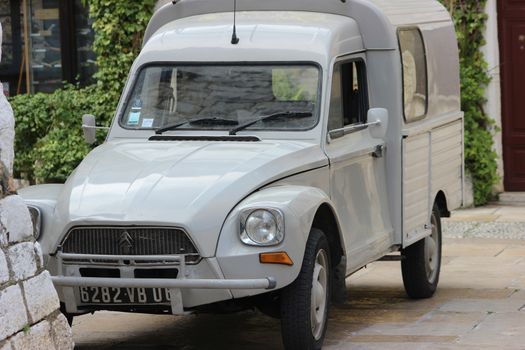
[498,192,525,205]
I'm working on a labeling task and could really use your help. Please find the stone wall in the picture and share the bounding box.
[0,22,74,350]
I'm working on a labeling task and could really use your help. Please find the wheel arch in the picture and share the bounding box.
[311,203,345,267]
[434,190,450,218]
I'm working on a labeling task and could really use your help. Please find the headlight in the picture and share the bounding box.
[27,206,42,240]
[240,208,284,246]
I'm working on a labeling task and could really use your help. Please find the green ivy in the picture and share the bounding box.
[86,0,156,126]
[11,86,104,183]
[440,0,499,205]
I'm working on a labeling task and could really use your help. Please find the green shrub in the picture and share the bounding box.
[87,0,156,126]
[11,86,109,183]
[440,0,499,205]
[10,92,52,180]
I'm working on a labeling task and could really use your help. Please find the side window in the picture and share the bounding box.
[399,28,428,122]
[328,60,368,132]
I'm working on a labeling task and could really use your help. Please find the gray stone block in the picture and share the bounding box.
[0,250,9,284]
[22,271,59,324]
[0,196,33,243]
[0,285,28,340]
[8,242,37,282]
[50,314,74,350]
[0,340,12,350]
[10,320,54,350]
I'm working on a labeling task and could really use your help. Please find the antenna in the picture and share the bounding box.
[231,0,240,45]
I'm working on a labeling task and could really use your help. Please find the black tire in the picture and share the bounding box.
[64,313,74,326]
[401,203,442,299]
[331,255,347,305]
[255,292,281,319]
[280,228,331,350]
[59,303,74,326]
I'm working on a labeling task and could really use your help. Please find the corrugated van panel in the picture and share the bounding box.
[403,132,430,237]
[431,120,463,209]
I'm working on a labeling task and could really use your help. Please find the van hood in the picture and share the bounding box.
[52,139,328,257]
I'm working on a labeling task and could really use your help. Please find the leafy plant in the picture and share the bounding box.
[86,0,156,126]
[440,0,499,205]
[11,86,105,183]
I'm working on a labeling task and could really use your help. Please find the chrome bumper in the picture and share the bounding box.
[53,251,276,314]
[52,276,276,290]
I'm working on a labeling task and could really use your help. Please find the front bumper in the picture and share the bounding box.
[54,252,276,314]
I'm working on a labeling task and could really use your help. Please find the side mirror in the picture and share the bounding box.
[368,108,389,139]
[82,114,97,145]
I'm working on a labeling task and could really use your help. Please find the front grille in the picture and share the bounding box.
[62,226,199,256]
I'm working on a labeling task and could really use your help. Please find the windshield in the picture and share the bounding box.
[120,64,320,131]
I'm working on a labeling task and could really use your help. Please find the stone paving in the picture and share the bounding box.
[444,203,525,240]
[72,204,525,349]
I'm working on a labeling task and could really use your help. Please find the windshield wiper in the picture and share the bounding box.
[229,111,312,135]
[156,117,239,135]
[155,120,190,135]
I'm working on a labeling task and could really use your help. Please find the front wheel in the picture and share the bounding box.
[401,204,442,299]
[280,228,331,350]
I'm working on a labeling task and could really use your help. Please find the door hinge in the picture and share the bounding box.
[372,145,384,158]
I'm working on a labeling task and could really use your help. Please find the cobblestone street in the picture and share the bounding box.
[72,205,525,350]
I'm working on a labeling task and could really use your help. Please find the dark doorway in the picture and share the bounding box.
[0,0,95,96]
[0,0,23,96]
[499,0,525,191]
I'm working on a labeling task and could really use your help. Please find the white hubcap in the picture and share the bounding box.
[424,213,439,282]
[311,249,328,340]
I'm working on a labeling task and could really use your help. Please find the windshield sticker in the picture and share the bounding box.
[128,110,141,126]
[142,118,154,128]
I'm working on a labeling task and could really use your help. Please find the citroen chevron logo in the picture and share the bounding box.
[118,231,134,254]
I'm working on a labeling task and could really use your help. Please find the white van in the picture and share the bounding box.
[20,0,464,348]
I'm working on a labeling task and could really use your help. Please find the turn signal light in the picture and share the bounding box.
[259,252,293,266]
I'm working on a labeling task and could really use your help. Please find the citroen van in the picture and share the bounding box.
[21,1,463,348]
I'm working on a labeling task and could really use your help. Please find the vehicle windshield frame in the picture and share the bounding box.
[117,61,323,133]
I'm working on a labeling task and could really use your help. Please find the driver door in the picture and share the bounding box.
[324,56,393,273]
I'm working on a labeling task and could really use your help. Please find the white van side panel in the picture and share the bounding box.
[402,117,464,247]
[431,119,464,210]
[402,133,431,246]
[400,16,462,247]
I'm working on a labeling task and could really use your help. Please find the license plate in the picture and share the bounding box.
[79,287,171,304]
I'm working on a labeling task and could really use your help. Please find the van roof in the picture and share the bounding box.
[145,0,451,49]
[137,11,363,69]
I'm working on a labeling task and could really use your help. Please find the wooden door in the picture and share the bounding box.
[499,0,525,191]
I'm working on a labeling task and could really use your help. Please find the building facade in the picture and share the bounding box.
[0,0,96,96]
[485,0,525,192]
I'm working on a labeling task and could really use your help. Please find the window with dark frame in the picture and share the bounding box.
[398,27,428,122]
[0,0,23,96]
[328,60,369,133]
[0,0,96,95]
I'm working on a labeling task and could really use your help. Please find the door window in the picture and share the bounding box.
[327,60,368,133]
